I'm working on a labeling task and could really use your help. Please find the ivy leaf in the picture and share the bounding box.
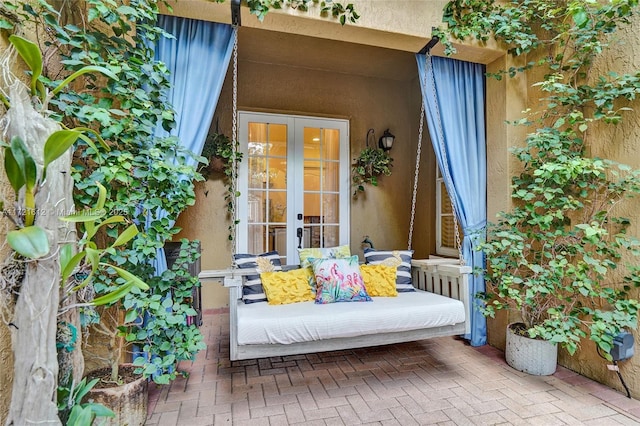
[124,309,139,324]
[572,9,588,29]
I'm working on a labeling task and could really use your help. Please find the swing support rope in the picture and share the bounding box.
[409,52,465,265]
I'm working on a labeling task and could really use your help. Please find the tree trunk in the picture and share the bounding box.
[4,84,62,425]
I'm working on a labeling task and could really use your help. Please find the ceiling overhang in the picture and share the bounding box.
[159,0,503,65]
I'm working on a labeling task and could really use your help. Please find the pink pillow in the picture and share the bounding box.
[311,256,372,304]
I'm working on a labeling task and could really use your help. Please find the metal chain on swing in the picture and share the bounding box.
[407,87,424,251]
[425,53,465,265]
[230,26,239,266]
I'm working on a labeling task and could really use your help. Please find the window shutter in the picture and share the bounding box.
[436,167,463,257]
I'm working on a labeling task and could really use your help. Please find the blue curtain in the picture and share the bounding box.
[152,16,235,275]
[155,15,235,167]
[416,54,487,346]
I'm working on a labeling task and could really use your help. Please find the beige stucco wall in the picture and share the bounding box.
[558,14,640,396]
[171,1,502,309]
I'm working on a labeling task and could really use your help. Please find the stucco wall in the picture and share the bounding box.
[484,13,640,398]
[557,13,640,398]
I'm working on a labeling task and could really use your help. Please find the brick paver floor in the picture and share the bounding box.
[146,310,640,425]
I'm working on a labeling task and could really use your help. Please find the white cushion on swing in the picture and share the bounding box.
[236,289,465,345]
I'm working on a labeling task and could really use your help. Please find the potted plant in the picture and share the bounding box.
[81,304,148,426]
[351,146,393,198]
[200,131,237,177]
[79,239,204,425]
[439,1,640,375]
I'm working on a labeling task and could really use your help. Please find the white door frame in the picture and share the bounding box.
[237,111,350,264]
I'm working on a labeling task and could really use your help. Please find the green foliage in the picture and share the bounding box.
[1,34,116,259]
[351,147,393,198]
[57,377,114,425]
[125,239,206,384]
[440,0,640,357]
[58,181,149,307]
[200,132,240,179]
[245,0,359,24]
[0,35,141,307]
[4,0,199,388]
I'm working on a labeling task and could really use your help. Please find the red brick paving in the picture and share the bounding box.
[146,311,640,425]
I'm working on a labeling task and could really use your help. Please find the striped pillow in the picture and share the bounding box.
[233,251,282,304]
[363,248,415,292]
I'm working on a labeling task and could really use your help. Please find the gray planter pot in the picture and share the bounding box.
[505,323,557,375]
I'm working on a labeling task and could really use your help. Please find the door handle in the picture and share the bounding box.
[297,227,303,249]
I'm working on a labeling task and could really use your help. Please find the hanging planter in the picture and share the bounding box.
[199,132,236,179]
[208,155,226,174]
[351,129,393,198]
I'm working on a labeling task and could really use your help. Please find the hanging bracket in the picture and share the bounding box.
[418,35,440,55]
[231,0,241,26]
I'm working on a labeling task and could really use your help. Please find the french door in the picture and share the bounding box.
[237,112,350,264]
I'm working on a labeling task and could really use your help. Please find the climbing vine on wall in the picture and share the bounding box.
[436,0,640,356]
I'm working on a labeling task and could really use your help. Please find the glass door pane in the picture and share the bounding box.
[246,122,288,256]
[302,127,341,248]
[238,112,349,265]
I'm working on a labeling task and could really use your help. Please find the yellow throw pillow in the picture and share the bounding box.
[298,245,351,268]
[260,268,315,305]
[360,264,398,297]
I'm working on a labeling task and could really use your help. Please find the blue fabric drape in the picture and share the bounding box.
[416,54,487,346]
[155,15,235,167]
[152,16,235,275]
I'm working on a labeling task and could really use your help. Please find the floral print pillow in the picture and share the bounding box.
[311,255,372,304]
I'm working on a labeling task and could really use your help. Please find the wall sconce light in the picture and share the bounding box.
[378,129,395,151]
[366,128,395,151]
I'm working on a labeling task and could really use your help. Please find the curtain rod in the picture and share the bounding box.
[231,0,241,26]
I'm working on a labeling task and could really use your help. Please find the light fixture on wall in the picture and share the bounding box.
[378,129,395,151]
